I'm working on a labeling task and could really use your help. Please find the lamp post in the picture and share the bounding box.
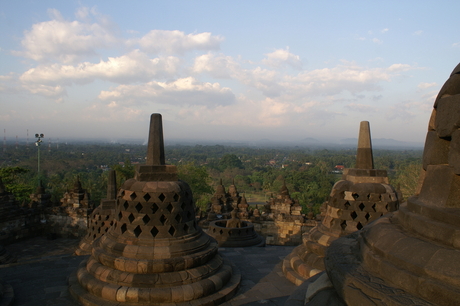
[35,133,44,180]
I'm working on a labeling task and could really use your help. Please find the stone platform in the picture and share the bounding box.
[0,237,296,306]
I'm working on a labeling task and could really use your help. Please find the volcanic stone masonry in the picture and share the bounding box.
[75,169,117,256]
[283,121,401,286]
[69,113,241,306]
[299,63,460,306]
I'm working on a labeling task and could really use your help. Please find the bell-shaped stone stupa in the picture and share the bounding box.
[283,121,401,286]
[302,63,460,306]
[69,114,240,305]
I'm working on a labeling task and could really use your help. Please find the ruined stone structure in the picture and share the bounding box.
[283,121,401,286]
[28,181,52,209]
[207,179,245,218]
[265,181,303,221]
[207,210,264,247]
[69,114,240,305]
[299,63,460,306]
[75,170,117,256]
[45,178,93,239]
[61,177,90,209]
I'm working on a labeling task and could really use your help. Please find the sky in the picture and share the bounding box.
[1,1,459,145]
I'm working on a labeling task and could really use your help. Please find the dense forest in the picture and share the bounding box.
[0,142,422,215]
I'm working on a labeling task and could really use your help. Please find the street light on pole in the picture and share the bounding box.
[35,133,44,180]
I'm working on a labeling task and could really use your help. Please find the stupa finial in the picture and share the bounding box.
[356,121,374,169]
[146,113,165,166]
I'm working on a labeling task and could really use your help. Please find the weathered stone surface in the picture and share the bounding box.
[449,129,460,174]
[435,95,460,138]
[418,165,460,208]
[422,130,450,170]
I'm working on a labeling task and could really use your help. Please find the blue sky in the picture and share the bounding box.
[1,1,459,144]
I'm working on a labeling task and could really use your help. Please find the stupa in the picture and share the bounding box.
[207,210,265,247]
[69,114,240,305]
[75,170,117,256]
[302,63,460,306]
[283,121,401,285]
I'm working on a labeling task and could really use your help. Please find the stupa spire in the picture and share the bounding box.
[146,113,165,166]
[355,121,374,169]
[106,169,117,200]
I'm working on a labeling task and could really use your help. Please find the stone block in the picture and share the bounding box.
[418,165,460,208]
[434,73,460,107]
[435,95,460,138]
[449,129,460,174]
[428,109,436,131]
[422,131,450,170]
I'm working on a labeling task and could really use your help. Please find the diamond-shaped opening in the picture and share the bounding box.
[97,227,101,233]
[168,225,176,236]
[105,215,110,220]
[151,203,159,214]
[119,190,125,197]
[150,226,159,237]
[365,213,370,220]
[134,225,142,238]
[130,192,137,201]
[340,220,347,230]
[104,227,108,232]
[385,204,389,211]
[358,203,365,211]
[357,222,363,230]
[181,202,186,210]
[175,214,182,223]
[128,213,135,223]
[184,223,189,232]
[186,211,192,219]
[372,203,376,212]
[352,193,359,200]
[160,214,167,225]
[350,211,358,220]
[123,201,129,210]
[344,201,350,209]
[118,212,123,220]
[173,193,179,202]
[143,193,151,202]
[93,234,96,239]
[219,229,224,235]
[228,230,232,236]
[121,223,127,234]
[142,214,151,225]
[158,193,166,202]
[110,220,114,226]
[135,202,143,213]
[167,203,173,213]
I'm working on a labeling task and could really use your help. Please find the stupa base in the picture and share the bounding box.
[69,258,240,306]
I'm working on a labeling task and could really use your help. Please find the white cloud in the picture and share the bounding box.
[387,63,412,72]
[418,82,437,89]
[262,48,303,70]
[137,30,223,55]
[13,9,119,63]
[372,38,382,44]
[98,77,235,107]
[413,30,423,36]
[381,28,389,33]
[345,103,379,113]
[19,50,180,85]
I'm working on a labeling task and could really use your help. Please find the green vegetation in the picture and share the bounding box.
[0,143,422,212]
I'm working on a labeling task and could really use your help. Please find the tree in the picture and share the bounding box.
[177,163,214,212]
[219,154,244,170]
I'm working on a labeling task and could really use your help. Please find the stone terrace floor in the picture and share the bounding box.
[0,237,297,306]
